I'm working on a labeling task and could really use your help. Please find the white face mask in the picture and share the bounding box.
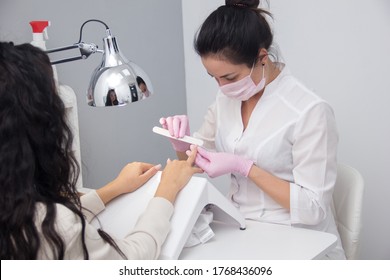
[219,64,266,101]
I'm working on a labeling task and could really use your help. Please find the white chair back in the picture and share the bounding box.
[332,163,364,260]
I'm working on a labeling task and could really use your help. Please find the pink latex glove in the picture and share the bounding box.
[190,146,253,178]
[159,115,191,152]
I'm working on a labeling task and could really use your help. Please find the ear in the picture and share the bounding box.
[258,48,269,65]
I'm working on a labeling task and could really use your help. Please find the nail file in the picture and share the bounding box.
[152,126,204,147]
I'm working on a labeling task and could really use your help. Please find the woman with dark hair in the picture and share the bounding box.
[160,0,345,259]
[136,76,150,99]
[0,42,202,259]
[105,89,119,106]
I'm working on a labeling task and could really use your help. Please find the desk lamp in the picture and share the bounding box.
[46,19,153,107]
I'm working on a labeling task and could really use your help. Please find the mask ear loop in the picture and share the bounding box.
[250,57,266,77]
[261,63,265,79]
[249,58,266,83]
[248,61,265,86]
[249,60,256,76]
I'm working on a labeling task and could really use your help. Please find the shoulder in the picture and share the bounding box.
[41,203,83,240]
[35,202,81,226]
[35,202,84,259]
[273,65,332,116]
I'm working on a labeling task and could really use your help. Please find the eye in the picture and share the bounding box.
[224,76,235,81]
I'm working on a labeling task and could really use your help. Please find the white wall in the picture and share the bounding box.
[182,0,390,259]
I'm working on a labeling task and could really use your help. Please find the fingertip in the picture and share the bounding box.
[159,118,165,125]
[197,167,204,174]
[154,164,162,170]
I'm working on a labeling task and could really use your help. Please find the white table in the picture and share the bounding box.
[179,219,337,260]
[84,173,337,260]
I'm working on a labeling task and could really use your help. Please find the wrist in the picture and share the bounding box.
[155,182,178,204]
[237,158,254,177]
[96,179,123,205]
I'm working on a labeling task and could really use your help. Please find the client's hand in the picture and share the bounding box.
[114,162,162,194]
[189,146,253,178]
[159,115,191,152]
[155,146,203,203]
[97,162,161,205]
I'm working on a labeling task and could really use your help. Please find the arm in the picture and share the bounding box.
[248,166,291,209]
[95,151,203,205]
[248,103,337,219]
[124,148,202,259]
[194,147,291,209]
[79,150,203,260]
[288,102,338,225]
[194,102,337,221]
[80,162,161,222]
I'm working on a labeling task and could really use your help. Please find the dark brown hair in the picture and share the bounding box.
[0,42,126,259]
[194,0,273,67]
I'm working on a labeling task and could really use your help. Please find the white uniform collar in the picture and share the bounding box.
[262,63,290,99]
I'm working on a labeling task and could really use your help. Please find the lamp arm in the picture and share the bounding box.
[47,42,102,65]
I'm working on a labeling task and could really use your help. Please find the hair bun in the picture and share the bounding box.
[225,0,260,9]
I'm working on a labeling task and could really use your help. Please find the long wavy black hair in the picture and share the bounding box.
[0,42,89,259]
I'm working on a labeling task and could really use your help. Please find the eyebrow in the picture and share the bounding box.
[207,72,236,78]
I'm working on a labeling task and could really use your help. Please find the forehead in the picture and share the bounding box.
[201,55,248,77]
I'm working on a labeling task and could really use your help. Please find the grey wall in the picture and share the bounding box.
[0,0,186,188]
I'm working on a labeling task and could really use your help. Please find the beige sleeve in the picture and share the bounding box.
[80,190,105,222]
[82,197,174,260]
[119,197,174,259]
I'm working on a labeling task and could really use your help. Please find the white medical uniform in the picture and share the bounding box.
[194,64,345,259]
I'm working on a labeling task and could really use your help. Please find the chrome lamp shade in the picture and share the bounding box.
[87,32,153,107]
[47,20,153,108]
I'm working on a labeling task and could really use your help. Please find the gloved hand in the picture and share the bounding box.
[159,115,191,152]
[189,146,253,178]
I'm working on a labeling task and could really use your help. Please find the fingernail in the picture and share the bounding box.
[154,164,162,170]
